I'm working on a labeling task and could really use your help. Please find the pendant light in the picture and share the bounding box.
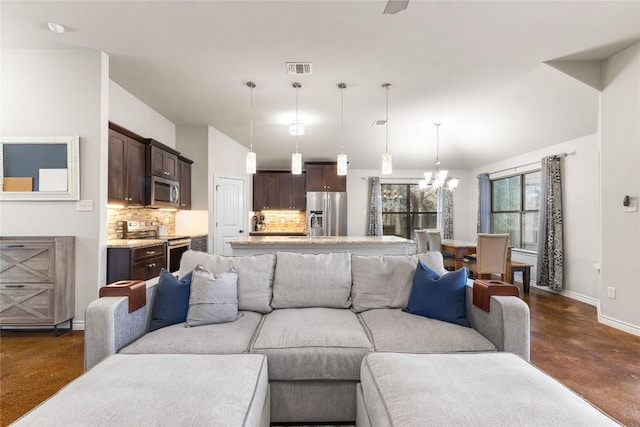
[245,82,257,174]
[291,82,302,175]
[381,83,392,175]
[337,82,348,176]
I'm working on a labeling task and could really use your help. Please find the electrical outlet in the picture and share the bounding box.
[607,287,616,299]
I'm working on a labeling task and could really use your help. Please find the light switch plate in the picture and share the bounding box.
[76,200,93,211]
[623,198,637,213]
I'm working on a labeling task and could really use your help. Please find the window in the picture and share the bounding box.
[491,171,540,250]
[382,184,437,239]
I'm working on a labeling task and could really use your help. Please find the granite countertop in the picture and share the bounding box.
[249,231,308,236]
[230,235,415,246]
[106,239,165,249]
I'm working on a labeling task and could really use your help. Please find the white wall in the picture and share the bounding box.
[600,42,640,334]
[109,80,176,148]
[468,134,600,302]
[207,126,251,253]
[347,169,471,238]
[176,126,209,210]
[0,49,110,328]
[175,126,210,237]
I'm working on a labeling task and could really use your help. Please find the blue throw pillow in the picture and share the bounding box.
[149,269,193,332]
[403,261,471,327]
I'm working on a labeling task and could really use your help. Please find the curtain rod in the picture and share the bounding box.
[484,151,575,177]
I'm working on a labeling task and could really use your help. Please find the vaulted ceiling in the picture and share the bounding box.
[2,1,639,170]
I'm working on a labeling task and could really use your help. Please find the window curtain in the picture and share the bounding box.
[367,177,383,236]
[537,155,564,290]
[437,188,454,239]
[477,173,490,233]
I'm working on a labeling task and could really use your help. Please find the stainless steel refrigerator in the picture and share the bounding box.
[306,192,348,236]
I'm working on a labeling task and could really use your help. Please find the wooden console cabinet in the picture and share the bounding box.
[0,236,75,332]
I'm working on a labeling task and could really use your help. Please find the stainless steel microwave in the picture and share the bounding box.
[146,175,180,207]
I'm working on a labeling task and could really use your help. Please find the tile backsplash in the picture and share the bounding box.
[255,211,306,232]
[107,208,176,239]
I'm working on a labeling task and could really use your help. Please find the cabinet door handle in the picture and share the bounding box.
[146,251,156,255]
[5,285,25,288]
[4,245,25,248]
[147,263,156,268]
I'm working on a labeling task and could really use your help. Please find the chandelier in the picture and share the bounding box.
[419,123,459,191]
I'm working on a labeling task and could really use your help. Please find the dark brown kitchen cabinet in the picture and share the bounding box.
[285,173,306,210]
[178,156,193,209]
[253,172,279,210]
[253,172,305,211]
[107,244,166,284]
[108,128,146,205]
[190,235,208,252]
[147,140,179,181]
[305,162,346,192]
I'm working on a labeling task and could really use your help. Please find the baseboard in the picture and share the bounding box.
[530,284,599,307]
[597,311,640,337]
[72,320,85,330]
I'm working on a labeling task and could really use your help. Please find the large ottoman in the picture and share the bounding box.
[13,354,270,427]
[357,352,619,427]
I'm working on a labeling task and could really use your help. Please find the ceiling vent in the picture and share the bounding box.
[286,63,313,75]
[372,119,387,127]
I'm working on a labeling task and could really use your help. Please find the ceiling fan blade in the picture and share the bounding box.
[383,0,409,14]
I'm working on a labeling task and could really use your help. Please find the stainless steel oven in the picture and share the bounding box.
[166,238,191,273]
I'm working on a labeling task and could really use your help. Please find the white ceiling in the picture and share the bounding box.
[2,1,639,170]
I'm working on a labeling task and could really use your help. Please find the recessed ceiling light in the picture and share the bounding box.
[47,22,65,34]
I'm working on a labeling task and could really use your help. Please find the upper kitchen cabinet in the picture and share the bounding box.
[277,173,306,210]
[108,125,146,206]
[253,172,305,211]
[178,156,193,210]
[305,162,346,192]
[146,139,179,181]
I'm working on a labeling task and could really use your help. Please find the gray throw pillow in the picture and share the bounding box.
[186,265,239,327]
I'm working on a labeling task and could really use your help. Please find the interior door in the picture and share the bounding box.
[214,177,245,255]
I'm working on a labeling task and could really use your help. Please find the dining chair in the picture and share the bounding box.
[425,229,456,271]
[463,233,510,280]
[414,229,428,253]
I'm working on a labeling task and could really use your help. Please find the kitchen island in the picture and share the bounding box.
[229,235,416,256]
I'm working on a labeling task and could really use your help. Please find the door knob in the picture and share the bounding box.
[239,230,244,233]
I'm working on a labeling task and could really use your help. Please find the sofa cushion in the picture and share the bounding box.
[149,269,192,332]
[179,251,274,313]
[186,265,239,327]
[121,311,262,354]
[251,308,373,380]
[359,353,618,427]
[358,308,496,353]
[404,261,471,327]
[271,252,352,309]
[351,252,447,313]
[12,354,269,427]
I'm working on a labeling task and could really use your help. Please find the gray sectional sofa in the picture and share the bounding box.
[85,250,530,424]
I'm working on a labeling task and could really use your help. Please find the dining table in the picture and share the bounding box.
[441,239,477,270]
